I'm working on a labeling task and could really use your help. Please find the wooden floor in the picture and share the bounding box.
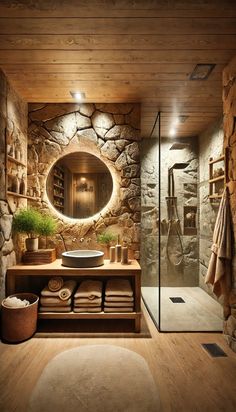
[1,303,236,412]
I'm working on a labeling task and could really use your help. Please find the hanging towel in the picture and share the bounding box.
[205,188,232,298]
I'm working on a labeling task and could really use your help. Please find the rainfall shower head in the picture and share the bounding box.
[169,162,189,171]
[169,142,190,150]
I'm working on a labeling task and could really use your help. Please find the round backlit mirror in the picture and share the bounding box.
[46,152,113,219]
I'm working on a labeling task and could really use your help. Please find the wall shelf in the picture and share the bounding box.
[53,165,65,213]
[7,191,39,201]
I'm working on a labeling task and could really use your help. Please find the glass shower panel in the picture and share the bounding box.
[141,136,160,328]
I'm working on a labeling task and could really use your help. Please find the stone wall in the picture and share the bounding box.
[28,103,140,258]
[198,118,224,299]
[222,56,236,352]
[0,70,27,301]
[141,136,198,287]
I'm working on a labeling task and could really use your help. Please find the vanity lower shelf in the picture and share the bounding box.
[38,311,138,319]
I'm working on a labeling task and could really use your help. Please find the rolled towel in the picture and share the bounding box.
[105,279,133,297]
[105,296,134,302]
[74,297,102,305]
[73,307,102,313]
[59,280,77,300]
[41,280,76,300]
[74,280,102,299]
[39,306,71,313]
[3,296,29,308]
[104,301,134,307]
[104,307,134,313]
[40,297,72,307]
[48,276,64,292]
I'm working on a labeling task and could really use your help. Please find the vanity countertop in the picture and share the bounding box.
[7,259,141,275]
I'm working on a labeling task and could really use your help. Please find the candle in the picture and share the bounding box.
[109,246,115,263]
[121,246,128,264]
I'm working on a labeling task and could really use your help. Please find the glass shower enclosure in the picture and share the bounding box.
[141,113,223,332]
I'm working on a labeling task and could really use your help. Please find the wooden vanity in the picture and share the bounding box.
[6,259,141,334]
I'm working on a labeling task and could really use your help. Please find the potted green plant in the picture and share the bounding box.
[13,207,41,251]
[38,214,58,249]
[97,231,117,257]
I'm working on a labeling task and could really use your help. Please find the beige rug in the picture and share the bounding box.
[28,345,160,412]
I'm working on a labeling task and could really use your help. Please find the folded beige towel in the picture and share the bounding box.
[104,301,134,307]
[40,297,72,307]
[104,307,134,313]
[74,302,101,307]
[59,280,77,300]
[74,297,102,305]
[41,280,76,301]
[48,276,64,292]
[74,280,102,299]
[73,307,102,313]
[39,306,71,312]
[105,296,134,302]
[105,279,133,297]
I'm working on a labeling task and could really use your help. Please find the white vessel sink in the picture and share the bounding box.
[61,250,104,268]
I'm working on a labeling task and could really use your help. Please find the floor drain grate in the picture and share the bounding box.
[201,343,227,357]
[169,297,185,303]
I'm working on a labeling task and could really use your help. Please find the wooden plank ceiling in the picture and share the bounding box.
[0,0,236,138]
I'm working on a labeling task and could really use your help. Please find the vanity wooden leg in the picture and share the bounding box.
[6,272,15,296]
[135,314,141,333]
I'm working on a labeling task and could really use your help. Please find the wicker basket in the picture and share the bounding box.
[1,293,39,343]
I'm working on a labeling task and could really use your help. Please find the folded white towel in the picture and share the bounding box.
[73,307,102,313]
[40,297,72,307]
[104,307,134,313]
[41,280,76,301]
[74,297,102,305]
[105,279,133,297]
[39,306,71,312]
[74,302,101,307]
[105,296,134,302]
[74,280,102,299]
[104,301,134,307]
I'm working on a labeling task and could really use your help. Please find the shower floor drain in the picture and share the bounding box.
[169,297,185,303]
[201,343,227,357]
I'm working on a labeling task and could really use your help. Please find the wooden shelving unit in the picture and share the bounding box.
[209,152,226,202]
[6,259,141,333]
[53,165,65,213]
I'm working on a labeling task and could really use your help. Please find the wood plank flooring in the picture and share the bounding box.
[1,303,236,412]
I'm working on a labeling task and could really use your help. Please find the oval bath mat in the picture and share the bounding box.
[28,344,160,412]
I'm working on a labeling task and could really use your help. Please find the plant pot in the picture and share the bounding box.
[25,237,38,252]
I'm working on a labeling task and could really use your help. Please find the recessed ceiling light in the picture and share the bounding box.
[169,128,176,137]
[189,64,215,80]
[70,91,86,100]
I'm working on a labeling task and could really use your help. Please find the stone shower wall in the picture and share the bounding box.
[141,136,198,287]
[222,56,236,352]
[198,118,224,299]
[0,70,27,301]
[28,103,140,258]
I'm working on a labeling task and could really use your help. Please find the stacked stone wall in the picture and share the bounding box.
[222,56,236,351]
[0,70,27,301]
[28,103,141,258]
